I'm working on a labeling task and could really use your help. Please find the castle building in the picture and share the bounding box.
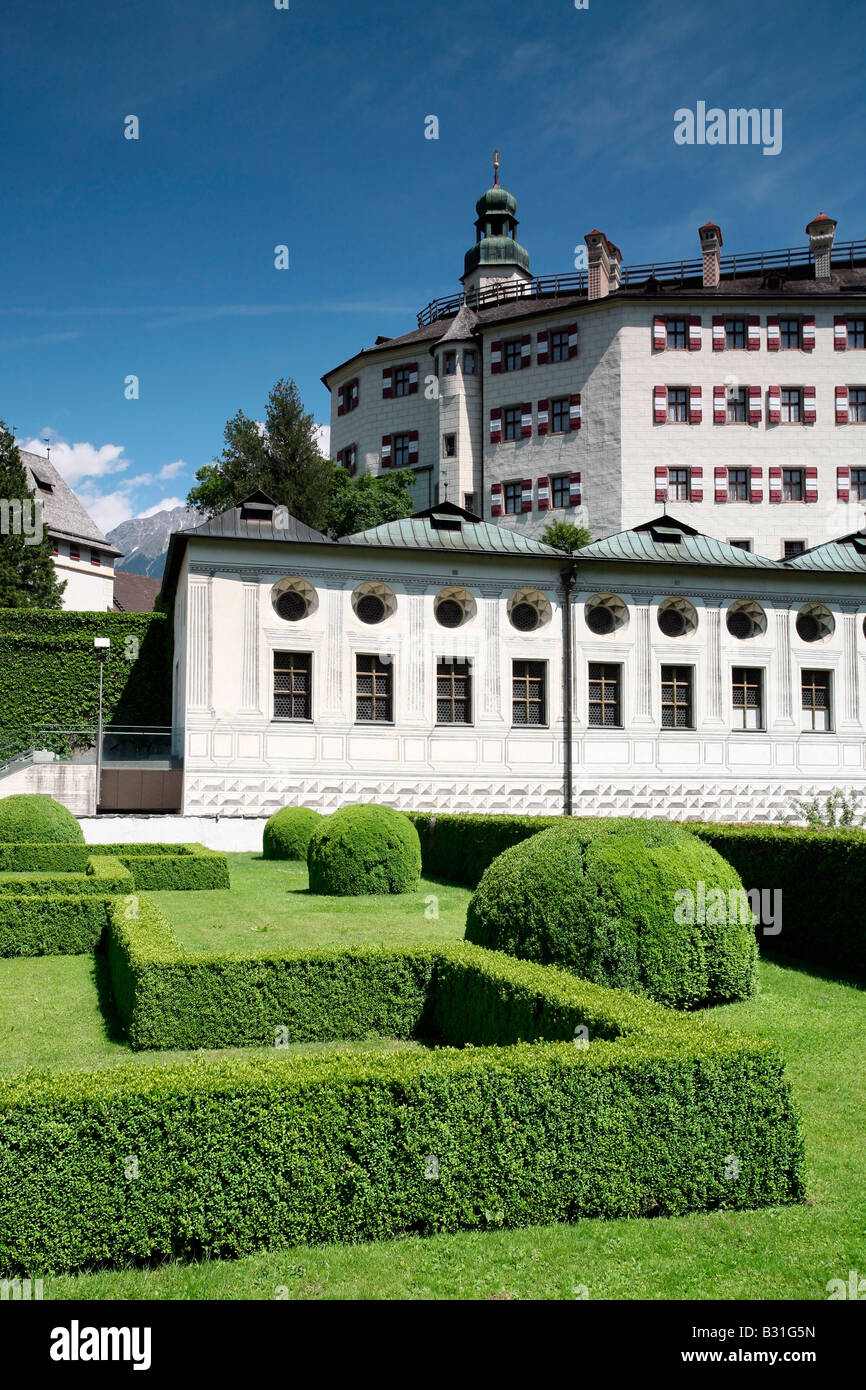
[21,450,121,610]
[324,165,866,560]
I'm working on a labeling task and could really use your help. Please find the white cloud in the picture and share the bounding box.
[158,458,187,481]
[314,424,331,457]
[135,496,186,518]
[17,435,130,485]
[76,488,138,533]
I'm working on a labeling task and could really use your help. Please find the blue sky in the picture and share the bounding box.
[1,0,863,532]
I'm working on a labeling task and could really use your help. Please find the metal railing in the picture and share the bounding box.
[416,238,866,325]
[0,726,177,779]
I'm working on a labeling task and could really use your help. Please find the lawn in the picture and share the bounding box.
[150,852,470,952]
[3,850,864,1300]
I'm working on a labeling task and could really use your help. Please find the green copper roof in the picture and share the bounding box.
[781,532,866,572]
[476,185,518,217]
[465,179,531,277]
[341,506,566,559]
[576,517,779,569]
[464,236,531,275]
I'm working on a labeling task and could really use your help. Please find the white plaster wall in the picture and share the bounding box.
[56,559,114,612]
[0,762,95,816]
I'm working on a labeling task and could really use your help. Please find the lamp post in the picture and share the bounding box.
[94,637,110,811]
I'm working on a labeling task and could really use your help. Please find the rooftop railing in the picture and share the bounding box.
[416,239,866,326]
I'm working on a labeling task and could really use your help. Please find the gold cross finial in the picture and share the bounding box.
[493,149,500,186]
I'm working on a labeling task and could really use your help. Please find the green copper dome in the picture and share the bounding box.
[464,178,530,278]
[475,185,518,218]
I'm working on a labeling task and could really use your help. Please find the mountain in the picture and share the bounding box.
[107,505,202,578]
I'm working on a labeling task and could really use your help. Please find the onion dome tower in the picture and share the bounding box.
[462,151,532,297]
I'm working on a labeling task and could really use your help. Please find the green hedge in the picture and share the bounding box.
[1,940,804,1272]
[308,805,421,896]
[0,895,115,956]
[262,806,323,861]
[0,855,133,898]
[689,823,866,973]
[0,842,229,891]
[0,611,171,762]
[0,844,90,872]
[0,793,83,843]
[409,812,563,885]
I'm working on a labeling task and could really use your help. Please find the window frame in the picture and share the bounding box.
[847,317,866,350]
[727,467,751,502]
[355,653,394,725]
[800,668,833,733]
[551,473,570,508]
[436,659,473,726]
[847,387,866,424]
[779,317,802,350]
[550,397,570,434]
[780,387,803,424]
[726,387,748,423]
[392,432,411,468]
[512,659,548,728]
[504,339,523,372]
[782,468,805,502]
[731,666,764,732]
[550,329,570,362]
[587,662,622,729]
[850,468,866,501]
[463,349,477,375]
[667,467,690,502]
[503,406,522,442]
[394,367,411,397]
[503,480,522,514]
[666,387,689,423]
[442,433,456,458]
[783,539,806,558]
[660,664,694,730]
[273,650,313,722]
[725,318,747,350]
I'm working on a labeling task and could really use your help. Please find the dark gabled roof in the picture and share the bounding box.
[113,570,162,612]
[20,450,122,555]
[576,515,779,569]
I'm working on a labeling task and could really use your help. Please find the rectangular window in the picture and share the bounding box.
[394,367,411,396]
[783,540,806,558]
[393,432,410,467]
[551,474,570,508]
[341,443,357,472]
[801,669,832,732]
[463,491,477,513]
[851,469,866,501]
[463,349,476,374]
[779,318,801,350]
[783,468,804,501]
[70,545,80,562]
[356,654,393,723]
[550,329,570,362]
[725,318,746,349]
[847,318,866,350]
[550,397,570,433]
[90,550,101,566]
[848,388,866,423]
[503,406,522,441]
[728,468,750,502]
[588,663,622,728]
[442,433,456,458]
[660,665,693,729]
[504,339,522,371]
[728,539,753,552]
[444,351,457,375]
[732,667,763,731]
[273,652,312,720]
[512,660,547,726]
[780,388,802,423]
[727,387,747,423]
[436,660,472,725]
[342,378,359,410]
[668,468,690,502]
[667,388,688,423]
[665,318,688,350]
[503,481,522,514]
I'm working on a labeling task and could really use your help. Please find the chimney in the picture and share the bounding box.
[699,221,723,288]
[585,230,612,301]
[608,240,623,292]
[806,212,837,280]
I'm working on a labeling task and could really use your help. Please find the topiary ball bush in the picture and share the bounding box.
[307,803,422,896]
[0,793,84,844]
[262,806,323,861]
[465,817,757,1008]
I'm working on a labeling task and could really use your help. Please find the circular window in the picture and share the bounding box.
[657,598,698,638]
[796,603,834,643]
[437,600,463,627]
[585,593,628,636]
[433,587,477,629]
[271,576,317,622]
[726,600,767,641]
[507,588,552,633]
[352,581,397,625]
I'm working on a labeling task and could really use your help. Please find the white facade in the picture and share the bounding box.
[21,450,120,610]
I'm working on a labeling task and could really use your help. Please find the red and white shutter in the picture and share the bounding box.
[537,398,549,436]
[348,448,357,477]
[688,315,702,350]
[569,472,581,506]
[769,466,783,502]
[381,434,392,467]
[834,315,847,351]
[803,387,816,424]
[567,323,578,359]
[337,384,346,416]
[537,475,551,510]
[748,385,762,424]
[536,330,549,365]
[521,334,532,368]
[836,386,849,423]
[712,315,725,350]
[802,315,815,351]
[350,377,359,408]
[805,466,818,502]
[653,316,667,351]
[768,386,781,424]
[521,403,532,438]
[653,385,667,423]
[382,367,393,399]
[521,478,533,512]
[336,448,343,467]
[837,466,851,501]
[690,466,703,502]
[491,481,503,517]
[714,466,728,503]
[489,407,502,444]
[713,385,726,423]
[750,466,763,503]
[569,393,582,430]
[689,385,702,424]
[408,363,419,394]
[655,466,668,502]
[767,315,780,351]
[747,315,760,350]
[490,340,503,374]
[408,429,419,464]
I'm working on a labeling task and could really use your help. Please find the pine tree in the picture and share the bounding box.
[0,421,65,608]
[326,467,416,537]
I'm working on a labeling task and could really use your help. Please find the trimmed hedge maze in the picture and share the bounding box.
[2,925,804,1273]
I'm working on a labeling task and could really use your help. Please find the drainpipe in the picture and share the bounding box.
[560,563,576,816]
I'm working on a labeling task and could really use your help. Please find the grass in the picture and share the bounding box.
[151,852,470,952]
